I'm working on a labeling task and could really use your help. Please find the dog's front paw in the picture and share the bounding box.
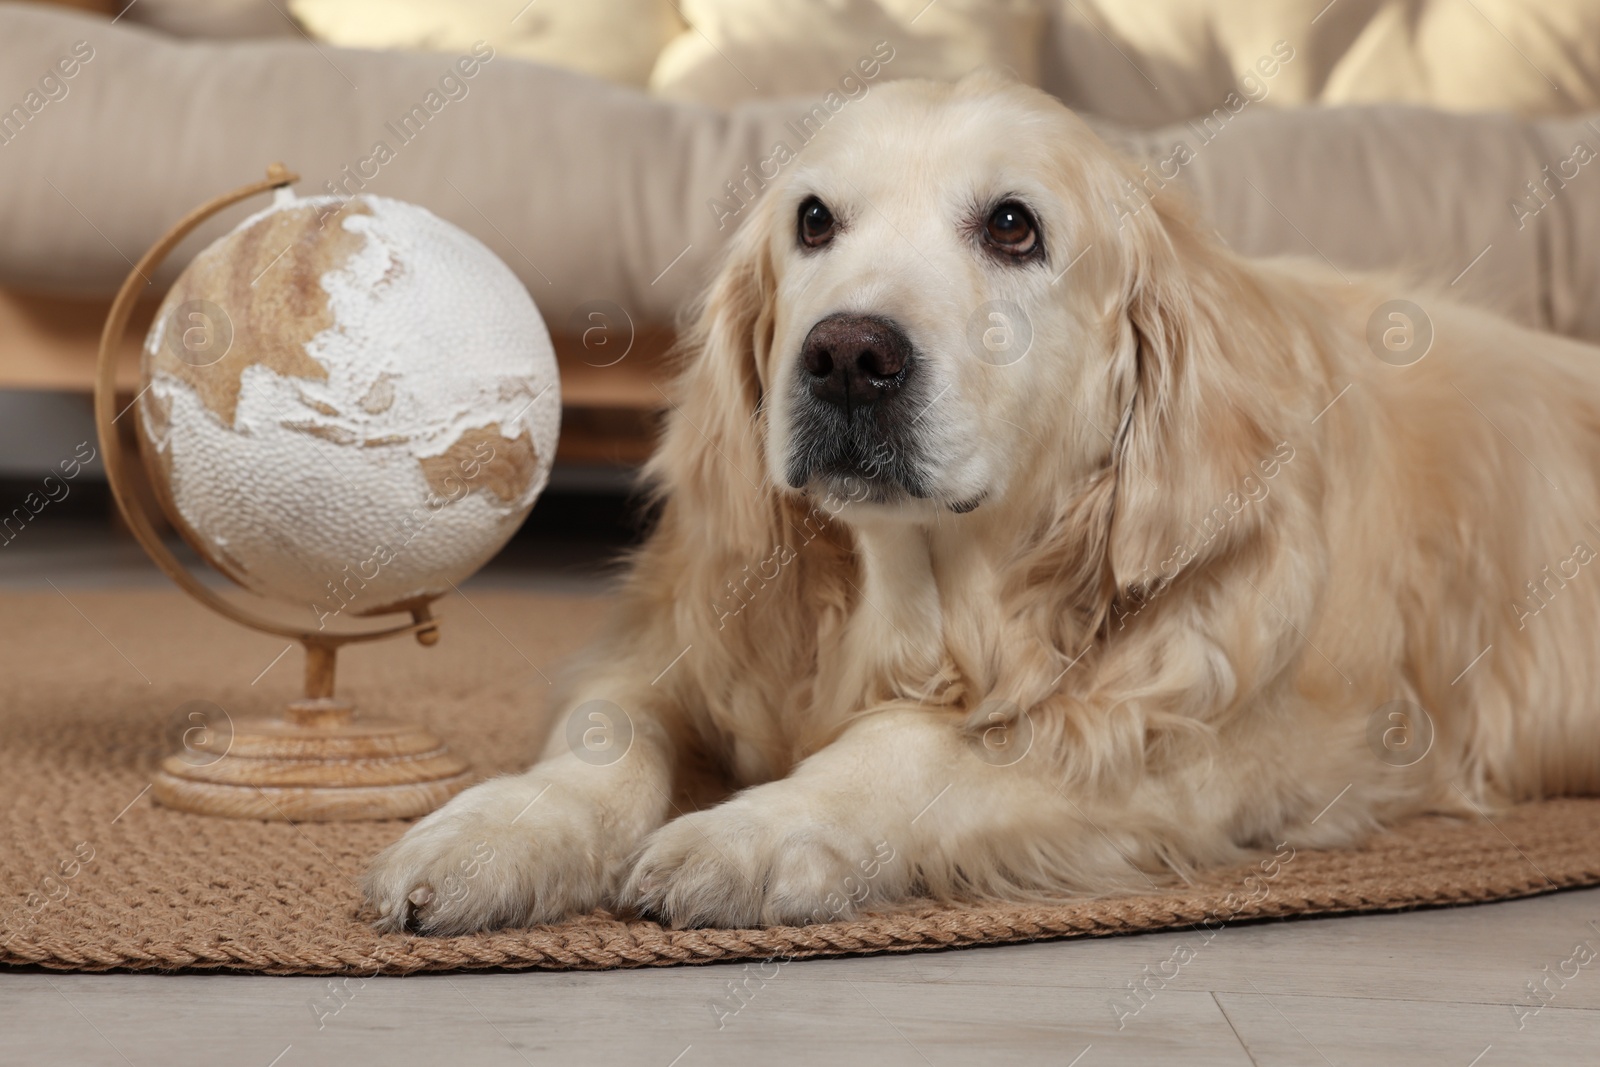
[622,797,903,928]
[363,773,611,935]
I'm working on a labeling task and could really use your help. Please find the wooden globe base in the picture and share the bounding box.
[152,698,471,822]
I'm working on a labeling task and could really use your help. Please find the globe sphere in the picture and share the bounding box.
[137,191,559,627]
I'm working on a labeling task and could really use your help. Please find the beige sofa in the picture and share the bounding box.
[4,0,1600,465]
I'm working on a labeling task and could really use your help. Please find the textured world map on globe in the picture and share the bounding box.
[138,191,560,627]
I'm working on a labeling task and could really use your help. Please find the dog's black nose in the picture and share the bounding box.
[801,314,912,411]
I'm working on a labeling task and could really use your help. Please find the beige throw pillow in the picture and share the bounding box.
[287,0,684,86]
[649,0,1047,103]
[1043,0,1600,126]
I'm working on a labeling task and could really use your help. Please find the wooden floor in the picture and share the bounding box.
[4,887,1600,1065]
[6,514,1600,1064]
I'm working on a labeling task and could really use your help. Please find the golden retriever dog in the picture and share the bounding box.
[365,73,1600,933]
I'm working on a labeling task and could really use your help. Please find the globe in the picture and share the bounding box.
[136,190,560,628]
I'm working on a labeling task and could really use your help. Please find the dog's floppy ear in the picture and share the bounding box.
[1100,195,1283,609]
[646,198,781,556]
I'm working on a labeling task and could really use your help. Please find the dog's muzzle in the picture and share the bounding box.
[784,313,931,501]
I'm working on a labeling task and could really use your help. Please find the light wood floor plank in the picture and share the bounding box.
[1214,989,1600,1066]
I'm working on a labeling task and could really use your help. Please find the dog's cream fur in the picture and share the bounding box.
[366,75,1600,933]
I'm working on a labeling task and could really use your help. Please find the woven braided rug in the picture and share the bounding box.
[4,587,1599,975]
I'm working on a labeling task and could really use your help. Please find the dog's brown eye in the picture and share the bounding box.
[984,201,1038,257]
[798,197,836,248]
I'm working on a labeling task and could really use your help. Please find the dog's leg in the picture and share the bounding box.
[623,706,1155,928]
[364,689,678,935]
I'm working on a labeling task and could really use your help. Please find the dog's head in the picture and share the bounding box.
[658,74,1280,621]
[761,74,1144,516]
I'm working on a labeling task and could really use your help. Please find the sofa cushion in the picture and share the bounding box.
[0,4,798,331]
[652,0,1600,121]
[287,0,685,87]
[650,0,1045,104]
[120,0,303,39]
[1043,0,1600,126]
[2,4,1597,349]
